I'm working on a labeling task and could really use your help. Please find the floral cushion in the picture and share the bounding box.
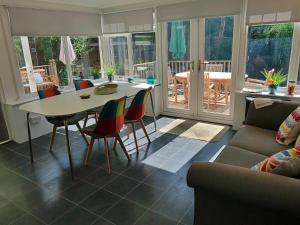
[276,106,300,145]
[251,146,300,177]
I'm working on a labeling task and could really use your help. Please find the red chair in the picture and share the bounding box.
[83,97,130,174]
[37,86,88,152]
[114,87,152,153]
[74,80,99,128]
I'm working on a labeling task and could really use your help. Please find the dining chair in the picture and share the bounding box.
[74,80,100,128]
[37,86,89,152]
[206,64,223,72]
[113,87,152,153]
[83,97,130,174]
[203,72,215,109]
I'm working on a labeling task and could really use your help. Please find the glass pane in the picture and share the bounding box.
[203,16,234,115]
[167,20,191,110]
[111,36,129,76]
[132,32,156,80]
[246,23,293,86]
[70,36,101,80]
[14,36,67,94]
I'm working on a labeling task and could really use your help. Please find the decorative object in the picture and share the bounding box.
[91,65,101,79]
[251,146,300,178]
[128,77,134,83]
[288,81,296,95]
[261,69,287,94]
[146,71,155,84]
[276,106,300,145]
[104,66,116,82]
[80,93,90,99]
[94,83,118,95]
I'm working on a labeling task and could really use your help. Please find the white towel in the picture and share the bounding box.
[253,98,274,109]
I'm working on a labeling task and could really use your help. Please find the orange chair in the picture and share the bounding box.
[83,97,130,174]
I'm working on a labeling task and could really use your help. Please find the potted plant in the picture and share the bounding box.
[91,65,101,79]
[261,69,287,94]
[104,66,116,82]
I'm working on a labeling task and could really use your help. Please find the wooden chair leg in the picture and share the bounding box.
[115,134,130,160]
[127,123,131,140]
[139,119,151,143]
[85,137,94,165]
[113,137,117,150]
[94,112,98,124]
[104,137,111,174]
[132,123,139,153]
[75,122,89,145]
[49,125,57,152]
[83,113,89,128]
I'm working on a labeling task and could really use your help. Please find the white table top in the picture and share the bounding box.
[19,82,154,117]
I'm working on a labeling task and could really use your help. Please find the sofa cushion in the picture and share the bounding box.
[276,106,300,145]
[251,146,300,178]
[215,146,266,168]
[230,125,291,156]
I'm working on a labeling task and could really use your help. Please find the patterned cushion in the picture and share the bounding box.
[251,146,300,177]
[276,106,300,145]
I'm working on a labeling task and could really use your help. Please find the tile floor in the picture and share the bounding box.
[0,116,235,225]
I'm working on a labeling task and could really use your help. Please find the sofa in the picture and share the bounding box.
[187,100,300,225]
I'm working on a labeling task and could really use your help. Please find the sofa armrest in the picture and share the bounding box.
[187,162,300,214]
[245,101,298,131]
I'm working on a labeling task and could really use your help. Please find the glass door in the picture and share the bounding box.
[163,19,193,113]
[198,16,236,118]
[162,16,238,121]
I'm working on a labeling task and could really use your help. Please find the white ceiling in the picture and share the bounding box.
[0,0,195,12]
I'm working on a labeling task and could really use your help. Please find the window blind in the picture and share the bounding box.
[8,7,102,36]
[156,0,241,22]
[246,0,300,24]
[101,8,154,34]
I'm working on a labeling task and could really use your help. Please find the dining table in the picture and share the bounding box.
[19,82,157,180]
[175,71,232,105]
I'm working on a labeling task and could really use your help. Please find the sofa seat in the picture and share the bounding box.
[229,125,291,157]
[215,146,266,168]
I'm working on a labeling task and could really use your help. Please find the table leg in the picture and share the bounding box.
[27,112,34,164]
[149,92,157,131]
[214,81,218,104]
[64,119,74,181]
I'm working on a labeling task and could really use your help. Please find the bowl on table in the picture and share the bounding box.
[94,83,118,95]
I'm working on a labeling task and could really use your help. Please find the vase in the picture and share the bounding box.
[108,76,113,82]
[268,85,278,94]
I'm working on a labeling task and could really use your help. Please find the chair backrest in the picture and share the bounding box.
[74,80,94,90]
[206,64,223,72]
[126,87,152,121]
[93,97,127,136]
[37,86,60,99]
[204,72,211,94]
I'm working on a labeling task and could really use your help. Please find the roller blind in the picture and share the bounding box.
[8,7,102,36]
[102,8,153,34]
[247,0,300,24]
[156,0,241,22]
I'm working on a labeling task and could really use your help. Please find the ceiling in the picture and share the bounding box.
[0,0,195,12]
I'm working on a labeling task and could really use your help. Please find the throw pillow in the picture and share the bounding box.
[276,106,300,145]
[251,146,300,177]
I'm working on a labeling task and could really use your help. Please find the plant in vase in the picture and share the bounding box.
[91,65,101,79]
[261,69,287,94]
[104,66,116,82]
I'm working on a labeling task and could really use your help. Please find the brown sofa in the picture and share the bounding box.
[187,101,300,225]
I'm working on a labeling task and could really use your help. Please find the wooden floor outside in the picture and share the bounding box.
[168,94,230,115]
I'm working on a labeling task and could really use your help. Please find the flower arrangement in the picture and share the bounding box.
[261,69,287,94]
[104,66,116,82]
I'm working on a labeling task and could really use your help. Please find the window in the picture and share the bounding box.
[13,36,101,95]
[70,36,101,80]
[101,32,156,81]
[246,23,294,86]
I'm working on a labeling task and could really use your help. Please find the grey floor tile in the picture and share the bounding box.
[83,168,119,188]
[0,203,26,224]
[103,175,139,197]
[51,206,98,225]
[102,199,146,225]
[91,217,115,225]
[135,210,178,225]
[10,214,45,225]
